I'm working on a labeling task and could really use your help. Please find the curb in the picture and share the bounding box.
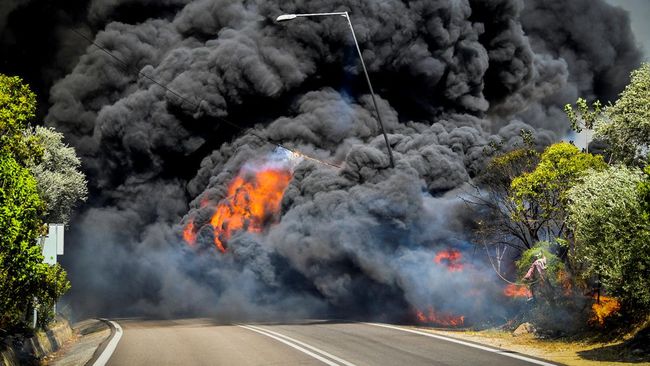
[84,319,121,366]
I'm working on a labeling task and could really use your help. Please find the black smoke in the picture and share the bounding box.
[19,0,642,321]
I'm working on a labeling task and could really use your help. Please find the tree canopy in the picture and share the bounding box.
[472,147,541,251]
[0,151,58,330]
[0,74,42,165]
[567,165,650,313]
[510,142,606,243]
[0,74,72,331]
[474,64,650,326]
[29,126,88,224]
[595,63,650,165]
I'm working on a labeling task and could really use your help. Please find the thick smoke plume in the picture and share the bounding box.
[35,0,642,321]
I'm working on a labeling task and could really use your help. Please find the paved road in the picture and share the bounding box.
[105,319,556,366]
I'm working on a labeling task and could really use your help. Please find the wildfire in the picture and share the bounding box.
[590,295,621,325]
[503,284,531,298]
[182,166,292,252]
[434,249,464,272]
[415,307,465,327]
[183,219,197,246]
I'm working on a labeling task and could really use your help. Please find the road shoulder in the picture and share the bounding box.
[43,319,112,366]
[409,326,648,366]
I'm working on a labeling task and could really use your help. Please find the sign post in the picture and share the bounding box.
[35,224,65,327]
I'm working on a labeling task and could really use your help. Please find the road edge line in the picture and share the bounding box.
[364,323,558,366]
[237,324,340,366]
[83,319,113,366]
[90,319,123,366]
[245,324,357,366]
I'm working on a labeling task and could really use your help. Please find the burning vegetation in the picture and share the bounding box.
[503,284,532,298]
[434,249,464,272]
[415,307,465,327]
[591,296,621,326]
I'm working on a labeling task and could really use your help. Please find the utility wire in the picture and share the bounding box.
[71,29,342,169]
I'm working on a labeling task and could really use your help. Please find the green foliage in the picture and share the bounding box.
[482,148,540,189]
[639,164,650,215]
[34,264,70,328]
[0,75,72,331]
[29,126,88,224]
[1,155,71,331]
[516,241,563,285]
[518,129,535,148]
[565,98,602,133]
[565,98,602,153]
[0,152,45,329]
[0,153,44,252]
[0,74,43,165]
[471,148,541,251]
[567,165,650,314]
[595,63,650,166]
[510,142,607,240]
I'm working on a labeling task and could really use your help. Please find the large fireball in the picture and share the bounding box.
[183,164,292,252]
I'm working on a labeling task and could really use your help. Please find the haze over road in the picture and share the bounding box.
[104,319,556,366]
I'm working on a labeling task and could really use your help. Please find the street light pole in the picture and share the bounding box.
[276,11,395,168]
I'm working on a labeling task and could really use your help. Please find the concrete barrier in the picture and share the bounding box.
[1,317,73,365]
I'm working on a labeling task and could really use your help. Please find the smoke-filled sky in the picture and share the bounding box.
[0,0,647,322]
[605,0,650,60]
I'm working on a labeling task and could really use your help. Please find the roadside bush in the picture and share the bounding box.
[516,242,566,294]
[0,152,45,330]
[1,75,72,332]
[567,165,650,316]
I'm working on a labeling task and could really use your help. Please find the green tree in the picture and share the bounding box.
[0,74,42,165]
[29,126,87,224]
[640,164,650,216]
[564,98,602,153]
[471,148,541,252]
[567,165,650,314]
[592,63,649,165]
[510,142,607,244]
[0,152,63,330]
[0,75,71,331]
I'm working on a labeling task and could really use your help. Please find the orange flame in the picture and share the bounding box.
[590,295,621,325]
[210,168,291,252]
[415,307,465,327]
[503,284,532,298]
[181,165,292,252]
[183,219,197,246]
[184,167,292,253]
[434,249,464,272]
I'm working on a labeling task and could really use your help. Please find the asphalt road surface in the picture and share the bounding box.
[105,319,557,366]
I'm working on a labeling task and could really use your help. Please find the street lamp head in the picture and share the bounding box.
[272,10,394,168]
[276,14,297,22]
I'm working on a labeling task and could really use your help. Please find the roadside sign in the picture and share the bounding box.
[40,224,64,265]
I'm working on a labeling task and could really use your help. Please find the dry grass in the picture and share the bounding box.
[411,322,650,366]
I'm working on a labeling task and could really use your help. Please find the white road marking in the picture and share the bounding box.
[92,319,123,366]
[365,323,557,366]
[245,324,357,366]
[238,324,352,366]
